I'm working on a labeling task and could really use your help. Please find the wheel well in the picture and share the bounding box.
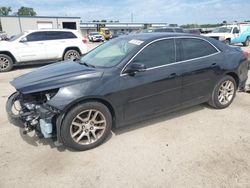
[225,38,231,42]
[62,47,81,59]
[63,98,116,126]
[226,72,239,87]
[0,51,16,64]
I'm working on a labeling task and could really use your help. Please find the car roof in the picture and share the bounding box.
[120,32,198,41]
[118,32,228,50]
[25,29,77,33]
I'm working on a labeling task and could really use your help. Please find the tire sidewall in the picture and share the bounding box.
[212,76,236,109]
[63,50,80,60]
[60,102,112,151]
[0,54,13,72]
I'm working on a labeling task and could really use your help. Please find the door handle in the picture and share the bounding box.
[169,73,177,78]
[211,63,217,67]
[38,42,44,45]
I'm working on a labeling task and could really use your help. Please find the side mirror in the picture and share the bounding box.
[124,63,146,75]
[20,37,27,43]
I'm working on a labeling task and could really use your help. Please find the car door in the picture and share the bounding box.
[119,38,183,121]
[16,31,47,62]
[176,37,221,105]
[45,31,70,60]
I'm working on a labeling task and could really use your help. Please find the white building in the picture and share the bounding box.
[0,15,81,37]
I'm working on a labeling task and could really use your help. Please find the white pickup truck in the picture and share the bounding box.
[204,24,250,46]
[0,29,87,72]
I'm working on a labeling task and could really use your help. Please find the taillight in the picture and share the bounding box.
[243,51,249,59]
[82,37,88,43]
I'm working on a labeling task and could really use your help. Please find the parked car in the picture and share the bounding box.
[100,28,112,40]
[88,32,104,42]
[184,29,201,35]
[0,29,87,72]
[142,27,184,33]
[6,33,249,151]
[112,31,128,38]
[204,23,250,46]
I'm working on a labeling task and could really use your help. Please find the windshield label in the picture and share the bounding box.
[129,39,144,45]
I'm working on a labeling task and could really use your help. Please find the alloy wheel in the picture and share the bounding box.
[70,109,106,145]
[0,56,10,71]
[218,80,235,105]
[66,51,80,60]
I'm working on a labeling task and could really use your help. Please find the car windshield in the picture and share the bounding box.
[80,37,143,68]
[212,27,232,33]
[9,33,25,41]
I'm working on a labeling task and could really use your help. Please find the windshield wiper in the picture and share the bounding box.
[80,61,96,68]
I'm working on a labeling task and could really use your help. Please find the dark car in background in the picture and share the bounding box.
[6,33,249,151]
[184,29,201,35]
[142,27,184,33]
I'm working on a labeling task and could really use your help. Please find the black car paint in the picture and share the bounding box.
[8,33,249,140]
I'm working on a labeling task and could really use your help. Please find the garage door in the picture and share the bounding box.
[37,22,53,29]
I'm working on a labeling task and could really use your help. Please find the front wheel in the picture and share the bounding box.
[60,102,112,151]
[0,54,13,72]
[208,76,237,109]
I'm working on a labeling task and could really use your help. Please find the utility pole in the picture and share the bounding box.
[131,13,134,23]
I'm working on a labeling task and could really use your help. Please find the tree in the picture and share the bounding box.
[17,6,36,16]
[0,6,12,16]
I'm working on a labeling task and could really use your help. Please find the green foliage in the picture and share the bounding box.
[180,23,223,29]
[17,6,36,16]
[0,6,12,16]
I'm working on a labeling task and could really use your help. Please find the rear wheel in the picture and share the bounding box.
[0,54,13,72]
[208,76,236,109]
[63,49,80,60]
[242,37,250,47]
[60,102,112,151]
[224,39,230,45]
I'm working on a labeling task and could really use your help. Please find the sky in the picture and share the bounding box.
[0,0,250,24]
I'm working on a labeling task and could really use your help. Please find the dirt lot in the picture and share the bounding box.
[0,43,250,188]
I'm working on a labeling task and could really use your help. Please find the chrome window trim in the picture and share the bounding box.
[120,36,221,76]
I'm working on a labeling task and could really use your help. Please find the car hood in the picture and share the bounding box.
[10,60,103,94]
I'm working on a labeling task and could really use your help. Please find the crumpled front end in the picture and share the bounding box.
[6,90,60,138]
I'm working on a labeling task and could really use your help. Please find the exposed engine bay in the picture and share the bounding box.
[6,90,60,139]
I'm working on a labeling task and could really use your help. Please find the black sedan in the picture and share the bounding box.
[6,33,249,151]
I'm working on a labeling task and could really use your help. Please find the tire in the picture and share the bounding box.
[242,37,250,47]
[60,102,112,151]
[224,39,230,45]
[208,75,237,109]
[0,54,13,72]
[63,49,80,60]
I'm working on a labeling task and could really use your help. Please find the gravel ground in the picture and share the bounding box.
[0,42,250,188]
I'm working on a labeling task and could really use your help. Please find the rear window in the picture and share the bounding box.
[179,38,218,60]
[175,28,184,33]
[155,28,174,32]
[46,31,77,40]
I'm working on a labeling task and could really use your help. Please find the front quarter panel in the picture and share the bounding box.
[46,76,103,110]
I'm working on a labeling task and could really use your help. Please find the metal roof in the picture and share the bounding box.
[0,15,80,19]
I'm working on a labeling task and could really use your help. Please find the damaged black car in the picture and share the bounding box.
[6,33,249,151]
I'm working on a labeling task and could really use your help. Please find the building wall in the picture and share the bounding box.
[0,16,81,37]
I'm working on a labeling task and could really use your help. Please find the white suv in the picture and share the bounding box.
[0,29,88,72]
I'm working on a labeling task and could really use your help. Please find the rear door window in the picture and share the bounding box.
[178,38,218,61]
[46,31,77,40]
[131,39,175,69]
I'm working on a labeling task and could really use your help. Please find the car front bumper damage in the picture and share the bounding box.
[6,91,60,139]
